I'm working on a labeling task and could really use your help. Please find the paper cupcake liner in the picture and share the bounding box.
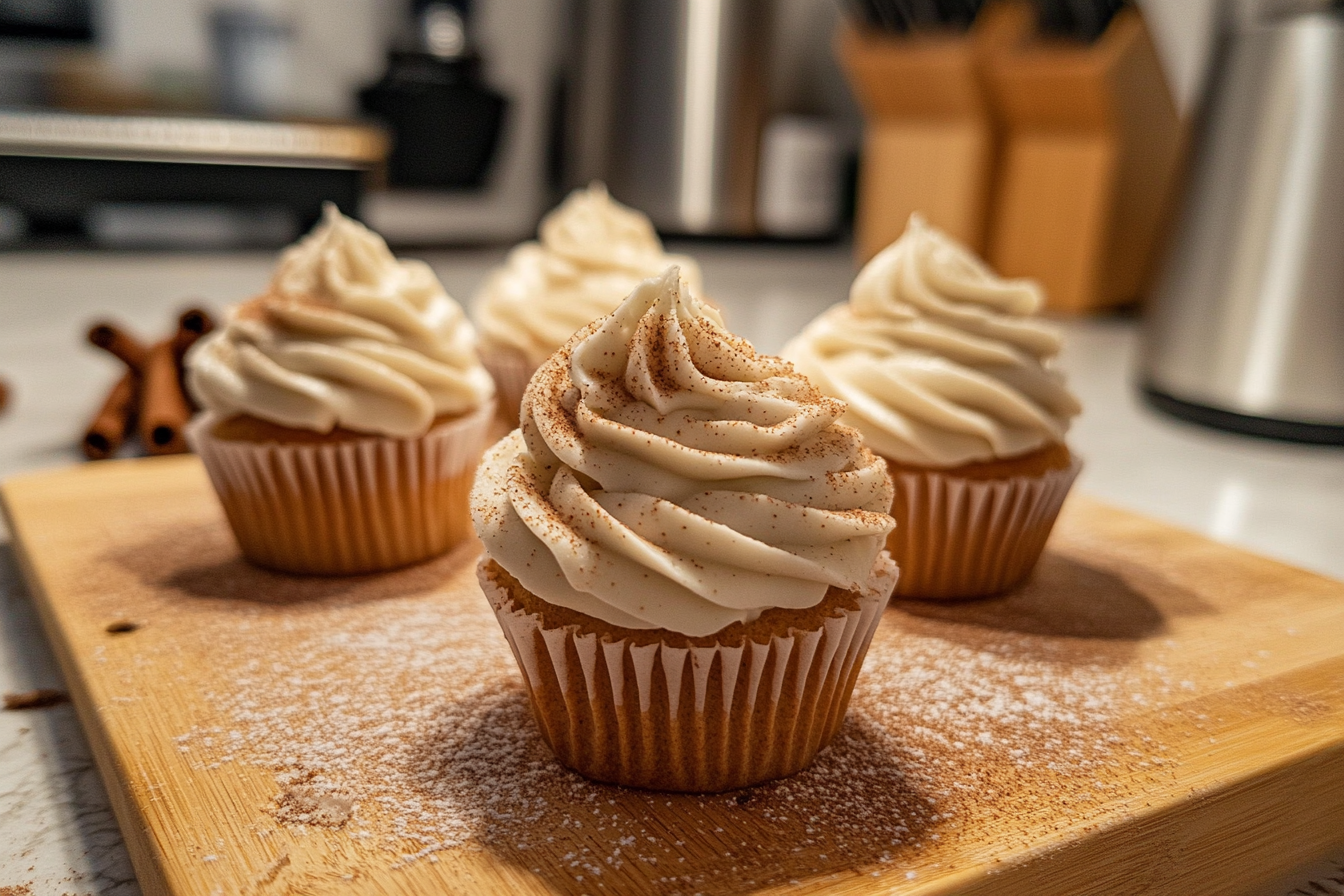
[479,348,538,428]
[479,556,895,792]
[886,456,1082,600]
[188,401,494,575]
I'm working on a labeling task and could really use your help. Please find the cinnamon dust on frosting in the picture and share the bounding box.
[784,215,1081,468]
[186,204,493,438]
[471,268,896,637]
[473,183,705,366]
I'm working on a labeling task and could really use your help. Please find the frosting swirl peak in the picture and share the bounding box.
[784,215,1080,468]
[472,268,896,637]
[474,183,705,366]
[187,204,494,438]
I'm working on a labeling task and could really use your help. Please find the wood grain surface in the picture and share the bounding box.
[3,455,1343,896]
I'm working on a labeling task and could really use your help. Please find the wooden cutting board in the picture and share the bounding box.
[3,455,1343,896]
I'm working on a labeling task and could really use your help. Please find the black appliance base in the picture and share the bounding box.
[1142,387,1344,446]
[0,155,362,246]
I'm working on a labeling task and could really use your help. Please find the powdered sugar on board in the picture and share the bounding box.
[15,460,1336,896]
[149,538,1174,890]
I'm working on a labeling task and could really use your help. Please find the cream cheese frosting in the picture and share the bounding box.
[471,267,896,637]
[473,183,705,367]
[187,204,494,438]
[783,215,1081,468]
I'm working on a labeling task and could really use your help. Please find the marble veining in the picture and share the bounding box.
[1,546,140,896]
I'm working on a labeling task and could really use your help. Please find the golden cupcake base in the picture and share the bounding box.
[188,401,494,575]
[479,347,536,428]
[885,444,1081,599]
[478,556,895,792]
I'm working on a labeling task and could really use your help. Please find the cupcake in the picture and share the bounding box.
[784,214,1082,599]
[471,267,897,792]
[473,182,703,425]
[186,204,496,575]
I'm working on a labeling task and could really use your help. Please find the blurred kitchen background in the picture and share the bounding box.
[3,0,1343,439]
[0,0,1219,250]
[1,0,1342,449]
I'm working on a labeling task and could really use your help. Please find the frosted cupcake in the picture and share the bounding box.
[187,204,496,575]
[784,215,1082,599]
[471,267,897,792]
[473,183,703,425]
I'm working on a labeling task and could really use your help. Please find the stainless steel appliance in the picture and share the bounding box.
[595,0,771,236]
[0,111,386,246]
[1141,9,1344,444]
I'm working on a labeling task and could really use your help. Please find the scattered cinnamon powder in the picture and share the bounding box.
[86,509,1190,892]
[169,573,1146,888]
[273,780,355,828]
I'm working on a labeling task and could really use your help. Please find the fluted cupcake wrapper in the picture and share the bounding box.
[187,401,495,575]
[887,456,1082,600]
[479,556,895,793]
[479,347,537,428]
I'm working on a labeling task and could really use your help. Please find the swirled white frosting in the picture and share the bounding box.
[471,267,896,637]
[187,204,494,438]
[474,183,705,366]
[783,215,1081,468]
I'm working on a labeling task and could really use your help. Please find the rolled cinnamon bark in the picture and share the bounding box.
[0,377,10,415]
[138,340,191,455]
[87,323,148,372]
[83,370,138,460]
[172,308,215,412]
[171,307,215,362]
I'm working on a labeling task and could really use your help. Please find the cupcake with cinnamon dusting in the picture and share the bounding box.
[187,204,495,575]
[785,214,1082,599]
[472,267,897,792]
[473,183,703,424]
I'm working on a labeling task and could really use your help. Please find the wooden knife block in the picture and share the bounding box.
[984,9,1184,313]
[839,5,1183,314]
[837,3,1032,264]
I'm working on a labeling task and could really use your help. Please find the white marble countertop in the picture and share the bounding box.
[1,245,1341,894]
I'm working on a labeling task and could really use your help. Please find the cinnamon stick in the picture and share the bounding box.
[87,322,148,372]
[171,307,216,362]
[3,688,69,710]
[0,376,9,415]
[172,308,215,413]
[83,370,138,460]
[138,340,191,455]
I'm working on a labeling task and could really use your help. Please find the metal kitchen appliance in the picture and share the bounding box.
[359,0,561,244]
[0,110,386,246]
[1140,7,1344,444]
[358,0,508,189]
[593,0,772,236]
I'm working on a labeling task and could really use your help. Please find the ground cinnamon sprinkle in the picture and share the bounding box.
[167,559,1151,889]
[75,481,1198,894]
